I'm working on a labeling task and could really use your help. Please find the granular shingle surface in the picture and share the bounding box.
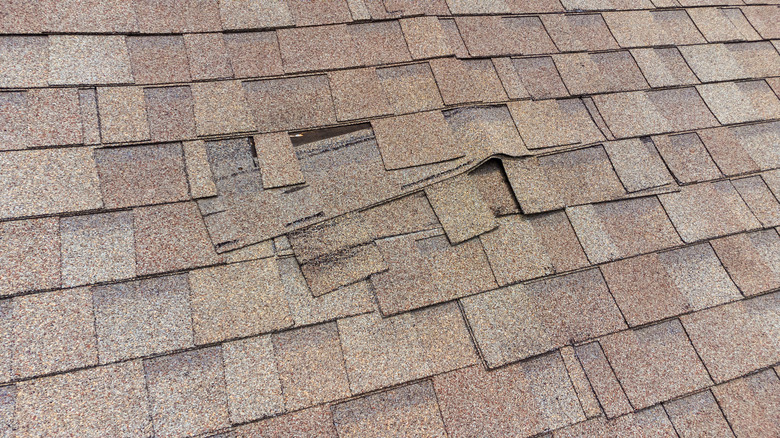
[4,2,780,436]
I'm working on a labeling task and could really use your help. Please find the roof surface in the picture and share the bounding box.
[1,0,780,437]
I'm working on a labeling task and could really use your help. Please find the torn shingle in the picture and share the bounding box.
[444,106,529,159]
[299,242,388,296]
[92,275,193,363]
[144,347,230,438]
[272,323,350,410]
[507,98,605,149]
[14,361,150,437]
[191,81,254,136]
[630,47,699,88]
[712,369,780,438]
[601,243,740,327]
[376,63,443,114]
[653,133,722,184]
[681,292,779,382]
[568,196,682,264]
[425,174,497,244]
[328,67,393,121]
[434,353,585,437]
[603,138,673,192]
[372,111,460,170]
[711,230,780,297]
[189,258,293,344]
[461,269,626,367]
[244,75,337,132]
[126,35,191,85]
[600,320,713,409]
[372,229,496,315]
[10,288,97,379]
[659,181,761,243]
[222,335,283,424]
[224,32,284,79]
[664,390,735,438]
[61,211,136,287]
[145,86,197,142]
[0,218,60,297]
[218,0,294,30]
[332,381,447,438]
[95,143,189,208]
[337,304,478,393]
[97,86,150,144]
[575,342,633,419]
[0,36,48,88]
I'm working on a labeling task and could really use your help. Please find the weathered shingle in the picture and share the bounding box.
[145,86,197,142]
[507,98,605,149]
[218,0,293,30]
[97,86,150,144]
[191,80,254,136]
[541,13,619,52]
[48,35,133,85]
[224,32,284,79]
[697,80,780,125]
[554,51,648,95]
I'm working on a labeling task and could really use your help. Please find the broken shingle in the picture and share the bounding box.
[222,335,284,424]
[461,269,626,367]
[337,304,478,393]
[189,258,293,344]
[191,80,254,136]
[97,86,150,144]
[144,347,230,438]
[507,98,605,149]
[126,35,191,84]
[92,275,193,363]
[272,323,350,410]
[60,211,136,287]
[601,243,740,327]
[711,230,780,297]
[425,174,497,244]
[299,243,388,297]
[568,196,682,264]
[444,106,529,158]
[560,346,601,419]
[372,111,459,170]
[95,143,189,208]
[244,75,337,132]
[0,218,60,297]
[145,86,197,142]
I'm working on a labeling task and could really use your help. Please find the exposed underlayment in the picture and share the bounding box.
[1,0,780,437]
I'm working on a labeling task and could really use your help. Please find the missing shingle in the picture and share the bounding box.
[469,159,521,217]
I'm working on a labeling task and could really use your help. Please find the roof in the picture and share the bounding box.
[1,0,779,437]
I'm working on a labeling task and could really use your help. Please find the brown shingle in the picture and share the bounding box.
[134,202,220,275]
[461,269,626,367]
[711,230,780,297]
[189,258,293,344]
[0,385,13,436]
[603,138,674,192]
[222,335,283,424]
[681,292,779,382]
[126,35,190,84]
[507,98,605,149]
[372,229,496,315]
[568,196,682,264]
[133,0,221,33]
[218,0,293,30]
[603,10,705,48]
[653,133,722,184]
[504,146,626,214]
[15,361,150,437]
[44,0,138,32]
[376,63,443,114]
[79,89,101,145]
[425,174,497,244]
[554,51,648,95]
[659,181,760,243]
[0,147,102,219]
[688,7,761,42]
[288,0,351,26]
[191,80,254,136]
[93,275,193,364]
[273,323,350,410]
[10,288,97,379]
[733,176,780,227]
[510,57,568,100]
[600,320,713,409]
[278,25,360,73]
[244,75,337,132]
[0,36,48,88]
[741,5,780,39]
[182,140,217,199]
[712,369,780,438]
[184,33,234,80]
[439,18,468,58]
[601,243,740,327]
[347,21,412,65]
[337,304,478,393]
[328,67,393,121]
[60,212,136,287]
[492,57,531,99]
[299,243,388,296]
[95,143,189,208]
[697,125,762,176]
[555,406,677,437]
[332,381,447,438]
[664,390,735,438]
[144,347,230,438]
[0,218,60,297]
[631,47,699,88]
[698,80,780,125]
[48,35,133,85]
[224,32,284,79]
[97,86,150,144]
[235,406,337,438]
[0,0,40,33]
[145,86,197,142]
[541,13,619,52]
[456,16,557,57]
[372,111,459,170]
[575,342,632,419]
[434,353,585,438]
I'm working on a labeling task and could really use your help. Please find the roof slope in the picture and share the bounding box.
[1,0,780,436]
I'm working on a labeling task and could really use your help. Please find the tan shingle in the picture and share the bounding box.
[680,42,780,82]
[554,51,648,95]
[372,111,459,170]
[126,35,190,84]
[224,32,284,79]
[560,346,601,419]
[507,98,605,149]
[191,80,254,136]
[278,25,360,73]
[555,406,677,437]
[541,13,619,52]
[97,86,150,144]
[288,0,351,26]
[653,133,722,184]
[425,174,497,244]
[603,138,674,192]
[429,58,508,105]
[444,106,529,158]
[575,342,632,419]
[0,92,29,150]
[400,16,453,60]
[630,47,699,88]
[456,16,557,57]
[376,63,443,114]
[328,67,393,121]
[235,406,337,438]
[254,133,305,189]
[347,21,412,65]
[510,57,568,100]
[688,7,761,42]
[26,88,82,147]
[133,0,222,33]
[711,230,780,297]
[48,35,133,85]
[664,390,735,438]
[732,176,780,227]
[244,75,337,132]
[79,89,101,145]
[145,86,197,142]
[697,80,780,125]
[222,335,284,424]
[184,33,234,80]
[603,10,705,48]
[183,141,217,199]
[741,5,780,39]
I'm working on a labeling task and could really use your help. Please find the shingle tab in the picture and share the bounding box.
[425,174,497,244]
[507,98,605,149]
[541,13,619,52]
[681,42,780,82]
[97,86,151,144]
[48,35,133,85]
[0,218,60,297]
[235,406,337,438]
[732,176,780,227]
[126,35,190,84]
[456,16,557,57]
[664,391,735,438]
[741,5,780,39]
[218,0,294,30]
[376,63,444,114]
[278,25,360,73]
[630,47,699,88]
[244,75,337,132]
[254,133,305,189]
[145,86,197,142]
[510,57,568,100]
[0,36,48,88]
[0,92,30,151]
[328,67,393,121]
[603,10,705,48]
[372,111,459,169]
[133,0,221,33]
[711,230,780,297]
[348,21,412,65]
[224,32,284,79]
[603,138,673,192]
[575,342,632,419]
[27,88,83,147]
[184,33,234,81]
[462,269,626,367]
[554,51,648,95]
[400,16,453,60]
[555,406,677,437]
[653,133,722,184]
[712,369,780,438]
[191,80,254,136]
[697,80,780,125]
[223,335,283,424]
[688,7,761,42]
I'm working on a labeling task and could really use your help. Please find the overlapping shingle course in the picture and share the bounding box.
[3,1,780,436]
